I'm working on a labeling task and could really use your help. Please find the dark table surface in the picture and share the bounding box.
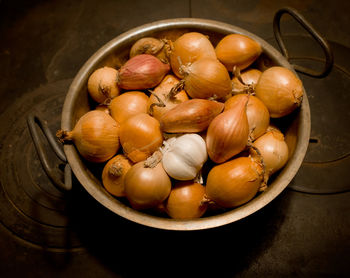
[0,0,349,277]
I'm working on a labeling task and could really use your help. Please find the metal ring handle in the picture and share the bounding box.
[27,114,72,191]
[273,7,334,78]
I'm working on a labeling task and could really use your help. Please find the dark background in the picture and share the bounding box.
[0,0,349,277]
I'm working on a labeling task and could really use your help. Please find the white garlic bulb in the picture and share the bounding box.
[161,134,207,180]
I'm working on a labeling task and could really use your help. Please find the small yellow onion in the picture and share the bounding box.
[225,94,269,141]
[56,110,120,163]
[147,74,189,121]
[119,113,163,163]
[109,91,149,124]
[181,58,232,99]
[124,152,171,210]
[160,99,224,133]
[206,156,264,208]
[255,66,303,118]
[253,129,289,179]
[215,33,262,71]
[232,68,262,95]
[206,95,249,163]
[129,37,170,63]
[102,154,133,197]
[170,32,217,78]
[87,67,120,103]
[165,181,207,219]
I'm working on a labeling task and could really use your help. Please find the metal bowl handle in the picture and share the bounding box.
[27,114,72,192]
[273,7,334,78]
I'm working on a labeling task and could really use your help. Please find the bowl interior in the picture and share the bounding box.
[61,18,310,230]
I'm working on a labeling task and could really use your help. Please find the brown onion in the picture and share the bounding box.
[255,66,303,118]
[147,74,189,121]
[253,129,289,179]
[170,32,217,78]
[180,58,232,99]
[109,91,149,124]
[232,68,262,95]
[56,110,120,163]
[215,34,262,71]
[87,67,120,103]
[102,154,133,197]
[129,37,170,63]
[119,113,163,163]
[206,95,249,163]
[206,156,263,208]
[117,54,170,90]
[165,181,207,219]
[160,99,224,133]
[225,94,269,141]
[95,104,110,115]
[124,152,171,210]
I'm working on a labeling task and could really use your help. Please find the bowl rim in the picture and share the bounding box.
[61,17,311,231]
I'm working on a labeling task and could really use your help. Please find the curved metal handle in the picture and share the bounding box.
[273,7,334,78]
[27,114,72,192]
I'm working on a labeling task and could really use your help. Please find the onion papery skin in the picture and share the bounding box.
[160,99,224,133]
[255,66,303,118]
[119,113,163,163]
[225,94,269,140]
[183,58,232,99]
[206,156,263,208]
[102,154,133,197]
[253,129,289,178]
[170,32,217,78]
[147,74,189,121]
[215,34,262,71]
[232,68,262,95]
[57,110,120,163]
[165,181,207,219]
[109,91,149,124]
[130,37,164,57]
[206,95,249,163]
[124,161,171,210]
[118,54,170,90]
[87,67,120,103]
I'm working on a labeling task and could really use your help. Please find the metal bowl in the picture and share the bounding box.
[60,18,311,230]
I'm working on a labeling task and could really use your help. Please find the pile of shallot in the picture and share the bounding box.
[57,31,303,219]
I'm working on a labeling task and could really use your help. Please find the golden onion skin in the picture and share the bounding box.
[170,32,217,78]
[165,181,207,219]
[206,156,263,208]
[255,66,303,118]
[215,34,262,71]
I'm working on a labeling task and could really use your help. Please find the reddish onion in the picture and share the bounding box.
[117,54,170,90]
